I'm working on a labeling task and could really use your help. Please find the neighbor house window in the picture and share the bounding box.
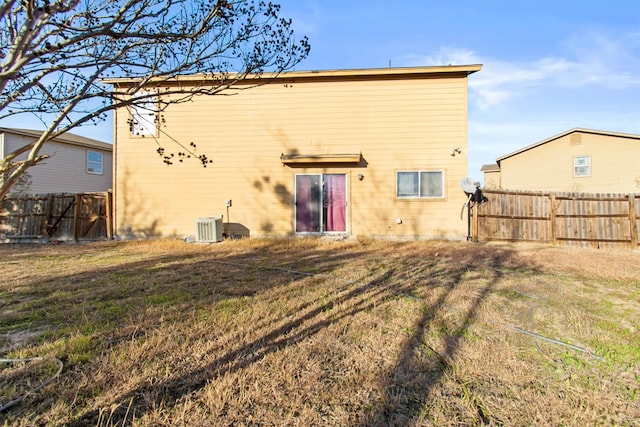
[87,151,103,174]
[397,171,445,198]
[130,92,158,137]
[574,155,590,177]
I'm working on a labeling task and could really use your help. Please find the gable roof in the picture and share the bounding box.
[0,127,112,151]
[496,128,640,165]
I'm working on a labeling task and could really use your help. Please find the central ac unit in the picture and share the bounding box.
[196,216,223,243]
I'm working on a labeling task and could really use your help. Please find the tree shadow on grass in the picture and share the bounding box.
[0,240,383,420]
[65,243,531,425]
[1,240,534,425]
[365,244,526,426]
[67,265,400,425]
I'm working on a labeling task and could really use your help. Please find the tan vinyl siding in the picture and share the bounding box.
[114,70,474,239]
[3,132,113,194]
[499,132,640,193]
[482,170,501,189]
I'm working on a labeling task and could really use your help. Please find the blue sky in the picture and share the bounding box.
[4,0,639,182]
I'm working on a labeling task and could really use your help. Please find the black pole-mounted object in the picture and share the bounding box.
[459,177,489,241]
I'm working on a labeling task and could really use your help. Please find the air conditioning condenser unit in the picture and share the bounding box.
[196,216,223,243]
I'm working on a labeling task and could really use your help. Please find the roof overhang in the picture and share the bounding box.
[480,163,500,172]
[280,153,362,165]
[102,64,483,87]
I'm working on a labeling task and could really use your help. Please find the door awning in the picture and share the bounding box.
[280,153,362,164]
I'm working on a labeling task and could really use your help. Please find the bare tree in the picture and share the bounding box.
[0,0,309,199]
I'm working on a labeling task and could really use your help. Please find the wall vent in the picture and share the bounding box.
[196,216,223,243]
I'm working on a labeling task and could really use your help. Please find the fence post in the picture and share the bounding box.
[106,190,113,239]
[472,201,479,242]
[73,194,82,242]
[630,194,638,248]
[44,193,54,236]
[549,193,557,245]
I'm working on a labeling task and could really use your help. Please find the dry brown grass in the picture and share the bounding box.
[0,238,639,426]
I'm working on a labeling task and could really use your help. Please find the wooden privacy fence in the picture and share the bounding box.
[0,192,113,242]
[472,190,640,250]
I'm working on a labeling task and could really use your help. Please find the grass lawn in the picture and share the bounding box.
[1,238,639,426]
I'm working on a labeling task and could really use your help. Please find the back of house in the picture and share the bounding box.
[108,65,481,240]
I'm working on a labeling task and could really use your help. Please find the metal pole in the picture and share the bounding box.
[467,202,472,240]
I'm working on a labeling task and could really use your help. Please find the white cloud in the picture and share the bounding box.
[405,31,640,111]
[469,57,575,110]
[562,31,640,85]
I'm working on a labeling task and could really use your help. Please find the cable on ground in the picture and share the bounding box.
[0,356,64,412]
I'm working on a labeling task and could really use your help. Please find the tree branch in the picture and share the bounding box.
[0,0,309,199]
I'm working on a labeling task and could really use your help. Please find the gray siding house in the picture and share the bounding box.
[1,128,113,195]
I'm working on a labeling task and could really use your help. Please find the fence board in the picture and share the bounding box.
[0,192,113,243]
[475,190,640,250]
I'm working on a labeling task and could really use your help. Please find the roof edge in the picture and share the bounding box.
[0,127,111,150]
[102,64,483,85]
[496,127,640,164]
[480,163,500,172]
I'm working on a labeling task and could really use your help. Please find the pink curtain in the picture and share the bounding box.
[296,175,320,232]
[325,175,346,232]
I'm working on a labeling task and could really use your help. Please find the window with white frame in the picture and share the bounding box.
[130,92,158,137]
[397,170,445,198]
[573,155,590,177]
[87,151,103,174]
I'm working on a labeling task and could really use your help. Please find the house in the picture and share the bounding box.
[107,65,482,240]
[482,128,640,193]
[0,128,113,195]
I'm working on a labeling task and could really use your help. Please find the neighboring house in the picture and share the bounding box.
[482,128,640,193]
[0,128,113,195]
[107,65,481,240]
[480,163,500,190]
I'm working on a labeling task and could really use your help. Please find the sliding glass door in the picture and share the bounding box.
[295,174,346,233]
